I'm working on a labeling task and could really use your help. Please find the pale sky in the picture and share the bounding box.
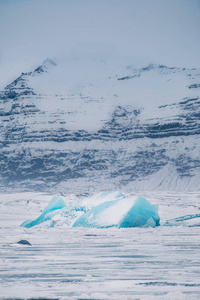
[0,0,200,89]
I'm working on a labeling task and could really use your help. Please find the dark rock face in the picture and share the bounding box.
[0,62,200,193]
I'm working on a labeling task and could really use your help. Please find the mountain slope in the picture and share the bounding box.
[0,60,200,193]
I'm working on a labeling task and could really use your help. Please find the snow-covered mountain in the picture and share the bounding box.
[0,58,200,193]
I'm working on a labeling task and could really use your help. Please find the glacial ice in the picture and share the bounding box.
[20,196,66,228]
[73,196,160,228]
[73,191,126,211]
[164,213,200,227]
[20,192,160,228]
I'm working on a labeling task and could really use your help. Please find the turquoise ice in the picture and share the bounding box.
[73,196,160,228]
[20,196,66,228]
[20,192,160,228]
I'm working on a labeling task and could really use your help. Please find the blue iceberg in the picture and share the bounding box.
[73,196,160,228]
[20,192,160,229]
[119,197,160,228]
[21,196,66,228]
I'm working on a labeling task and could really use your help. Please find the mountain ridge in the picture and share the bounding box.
[0,59,200,193]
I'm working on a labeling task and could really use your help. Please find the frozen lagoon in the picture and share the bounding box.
[0,191,200,299]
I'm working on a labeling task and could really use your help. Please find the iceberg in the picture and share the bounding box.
[119,196,160,228]
[73,196,160,228]
[20,196,66,228]
[20,192,160,229]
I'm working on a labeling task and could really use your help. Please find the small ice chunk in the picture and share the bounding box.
[17,240,31,246]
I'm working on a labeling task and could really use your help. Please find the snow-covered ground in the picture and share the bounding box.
[0,191,200,299]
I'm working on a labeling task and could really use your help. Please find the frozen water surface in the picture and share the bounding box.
[0,192,200,299]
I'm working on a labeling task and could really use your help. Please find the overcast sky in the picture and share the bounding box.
[0,0,200,88]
